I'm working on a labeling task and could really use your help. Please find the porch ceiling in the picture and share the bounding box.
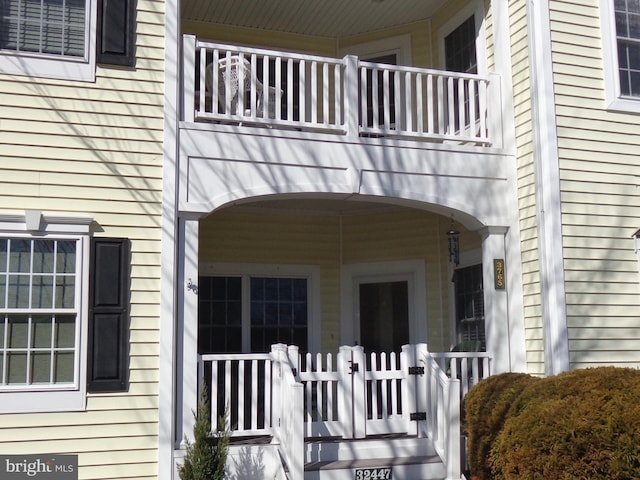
[181,0,447,38]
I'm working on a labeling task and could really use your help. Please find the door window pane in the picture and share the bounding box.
[359,281,409,354]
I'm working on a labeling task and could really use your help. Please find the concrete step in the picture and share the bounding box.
[304,454,446,480]
[305,434,438,463]
[304,435,445,480]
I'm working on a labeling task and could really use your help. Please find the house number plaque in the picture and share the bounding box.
[494,258,505,290]
[354,467,392,480]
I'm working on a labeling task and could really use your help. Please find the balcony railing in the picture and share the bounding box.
[183,36,501,146]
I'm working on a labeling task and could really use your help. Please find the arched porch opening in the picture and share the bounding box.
[195,195,484,356]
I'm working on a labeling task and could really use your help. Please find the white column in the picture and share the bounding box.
[527,0,570,376]
[178,216,200,445]
[481,227,510,373]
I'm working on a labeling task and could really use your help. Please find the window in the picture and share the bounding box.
[453,263,485,350]
[1,0,86,57]
[615,0,640,97]
[0,238,79,386]
[0,231,88,413]
[198,266,318,354]
[0,0,96,80]
[601,0,640,111]
[445,15,480,132]
[445,15,478,75]
[0,213,128,412]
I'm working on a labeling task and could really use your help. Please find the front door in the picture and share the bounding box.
[356,275,410,353]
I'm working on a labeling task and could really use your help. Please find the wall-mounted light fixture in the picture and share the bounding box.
[447,218,460,266]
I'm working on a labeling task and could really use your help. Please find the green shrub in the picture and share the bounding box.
[490,367,640,480]
[464,372,540,480]
[179,384,231,480]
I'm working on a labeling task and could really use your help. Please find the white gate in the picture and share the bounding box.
[290,345,427,439]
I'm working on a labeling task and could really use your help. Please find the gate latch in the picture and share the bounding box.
[349,361,359,374]
[408,366,425,375]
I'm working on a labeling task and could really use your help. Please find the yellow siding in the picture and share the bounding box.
[548,0,640,369]
[199,208,481,354]
[0,0,164,477]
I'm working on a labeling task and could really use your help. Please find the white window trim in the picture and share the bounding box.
[437,0,487,76]
[199,262,321,353]
[600,0,640,113]
[340,260,427,346]
[0,211,92,413]
[338,34,412,65]
[0,0,97,82]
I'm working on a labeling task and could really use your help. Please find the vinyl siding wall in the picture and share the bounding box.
[199,208,482,354]
[547,0,640,369]
[0,0,165,477]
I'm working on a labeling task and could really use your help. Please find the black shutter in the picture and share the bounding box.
[97,0,136,67]
[87,238,130,392]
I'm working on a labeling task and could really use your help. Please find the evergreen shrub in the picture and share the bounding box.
[179,384,231,480]
[490,367,640,480]
[464,372,540,480]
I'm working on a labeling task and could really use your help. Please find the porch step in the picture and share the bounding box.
[304,435,446,480]
[305,434,437,462]
[304,455,445,480]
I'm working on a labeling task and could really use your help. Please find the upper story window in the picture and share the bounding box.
[0,0,96,80]
[1,0,86,58]
[615,0,640,96]
[601,0,640,112]
[445,15,478,74]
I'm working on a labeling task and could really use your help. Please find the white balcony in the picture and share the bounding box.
[183,36,502,147]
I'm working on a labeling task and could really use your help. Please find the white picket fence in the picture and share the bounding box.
[183,36,500,145]
[198,344,490,479]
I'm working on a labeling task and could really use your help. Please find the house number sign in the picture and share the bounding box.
[494,258,505,290]
[354,467,392,480]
